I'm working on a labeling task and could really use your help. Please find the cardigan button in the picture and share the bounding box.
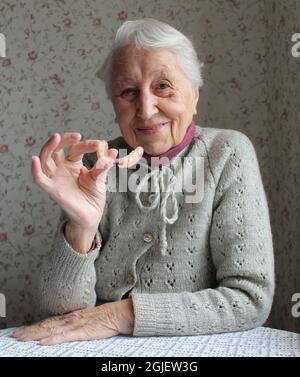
[127,273,135,285]
[143,232,153,243]
[148,193,156,204]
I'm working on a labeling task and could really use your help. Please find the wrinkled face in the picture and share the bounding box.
[110,45,199,156]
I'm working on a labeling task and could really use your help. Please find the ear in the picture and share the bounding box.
[193,87,199,115]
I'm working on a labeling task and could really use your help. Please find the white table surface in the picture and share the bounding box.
[0,326,299,357]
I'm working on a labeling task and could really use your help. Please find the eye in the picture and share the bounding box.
[121,88,137,97]
[157,82,170,90]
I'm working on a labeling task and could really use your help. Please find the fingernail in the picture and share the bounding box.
[11,332,22,338]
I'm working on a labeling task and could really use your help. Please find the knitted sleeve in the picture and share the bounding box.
[38,210,101,317]
[130,131,275,336]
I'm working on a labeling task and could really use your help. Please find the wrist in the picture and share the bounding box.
[64,221,99,254]
[109,298,134,335]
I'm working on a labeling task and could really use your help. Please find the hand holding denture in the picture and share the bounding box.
[31,132,144,231]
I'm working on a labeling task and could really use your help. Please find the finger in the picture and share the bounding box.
[96,140,108,159]
[39,133,62,177]
[11,326,26,337]
[53,132,82,164]
[11,315,65,341]
[66,140,106,163]
[39,328,89,346]
[107,148,119,159]
[84,147,117,182]
[95,146,119,168]
[54,132,82,152]
[117,146,144,168]
[39,133,81,176]
[88,148,118,180]
[31,155,54,190]
[94,156,115,174]
[12,326,51,341]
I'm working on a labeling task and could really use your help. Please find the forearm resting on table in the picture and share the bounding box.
[64,221,98,254]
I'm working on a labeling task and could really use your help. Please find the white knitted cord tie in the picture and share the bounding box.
[135,166,179,256]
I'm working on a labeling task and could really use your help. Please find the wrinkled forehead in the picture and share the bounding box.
[111,45,184,83]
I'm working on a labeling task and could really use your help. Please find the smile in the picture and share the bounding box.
[136,122,169,135]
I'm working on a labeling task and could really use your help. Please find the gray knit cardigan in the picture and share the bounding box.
[39,125,275,336]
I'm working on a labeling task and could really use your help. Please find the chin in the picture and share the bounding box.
[144,145,169,156]
[141,137,170,153]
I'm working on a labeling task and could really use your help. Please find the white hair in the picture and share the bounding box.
[96,18,204,99]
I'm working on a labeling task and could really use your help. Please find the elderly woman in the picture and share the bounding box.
[12,19,274,345]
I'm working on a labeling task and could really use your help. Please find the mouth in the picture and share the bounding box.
[136,122,169,135]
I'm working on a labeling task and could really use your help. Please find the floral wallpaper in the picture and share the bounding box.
[0,0,299,332]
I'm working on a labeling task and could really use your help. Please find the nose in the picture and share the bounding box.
[136,89,159,120]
